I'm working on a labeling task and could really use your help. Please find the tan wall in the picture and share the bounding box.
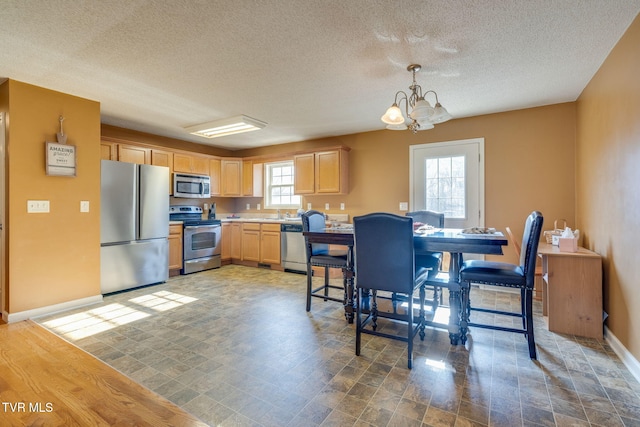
[2,80,101,313]
[576,14,640,360]
[241,103,577,264]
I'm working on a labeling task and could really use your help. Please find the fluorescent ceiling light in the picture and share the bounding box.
[185,115,267,139]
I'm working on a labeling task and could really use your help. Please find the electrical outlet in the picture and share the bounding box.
[27,200,49,213]
[325,203,330,210]
[307,203,312,210]
[257,204,261,210]
[80,201,90,213]
[340,203,345,210]
[399,202,408,211]
[246,203,250,210]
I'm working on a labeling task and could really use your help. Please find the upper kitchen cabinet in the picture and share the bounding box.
[210,157,222,196]
[221,159,242,197]
[173,153,210,175]
[294,148,349,195]
[100,141,116,160]
[243,160,263,197]
[151,149,174,195]
[118,144,151,164]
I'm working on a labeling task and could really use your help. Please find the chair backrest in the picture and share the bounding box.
[520,211,544,288]
[301,210,329,257]
[353,213,415,293]
[405,210,445,227]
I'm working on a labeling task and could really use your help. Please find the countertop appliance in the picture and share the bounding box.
[169,206,221,274]
[100,160,169,294]
[281,222,307,273]
[173,173,210,198]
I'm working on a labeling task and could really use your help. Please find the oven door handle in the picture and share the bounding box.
[184,225,219,230]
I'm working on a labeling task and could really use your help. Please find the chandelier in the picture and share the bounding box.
[381,64,452,133]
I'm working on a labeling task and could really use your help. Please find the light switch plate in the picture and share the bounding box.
[399,202,408,211]
[307,203,312,210]
[325,203,330,210]
[27,200,49,213]
[80,201,90,212]
[340,203,345,210]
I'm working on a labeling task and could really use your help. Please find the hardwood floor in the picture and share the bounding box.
[0,320,206,426]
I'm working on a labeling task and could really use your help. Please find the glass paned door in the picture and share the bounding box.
[410,138,484,229]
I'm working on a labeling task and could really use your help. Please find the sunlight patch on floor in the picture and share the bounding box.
[41,291,198,339]
[129,291,198,312]
[42,303,150,339]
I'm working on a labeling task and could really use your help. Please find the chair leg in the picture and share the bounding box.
[355,287,362,356]
[520,288,526,329]
[323,266,330,301]
[371,290,378,331]
[419,284,426,340]
[525,288,537,359]
[459,282,470,344]
[306,264,313,312]
[407,294,413,369]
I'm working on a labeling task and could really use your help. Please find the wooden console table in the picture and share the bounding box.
[538,243,603,339]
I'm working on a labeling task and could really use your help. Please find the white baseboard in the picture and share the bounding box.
[3,295,103,323]
[605,326,640,383]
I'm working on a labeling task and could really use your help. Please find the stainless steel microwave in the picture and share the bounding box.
[173,173,210,198]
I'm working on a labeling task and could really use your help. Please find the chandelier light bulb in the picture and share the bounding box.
[381,64,452,131]
[381,104,406,125]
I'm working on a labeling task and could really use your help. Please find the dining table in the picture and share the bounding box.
[303,226,508,344]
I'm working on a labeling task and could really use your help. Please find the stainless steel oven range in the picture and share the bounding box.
[169,206,221,274]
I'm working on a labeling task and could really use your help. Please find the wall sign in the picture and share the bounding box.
[46,141,76,176]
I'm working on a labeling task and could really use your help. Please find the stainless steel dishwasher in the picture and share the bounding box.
[281,222,307,273]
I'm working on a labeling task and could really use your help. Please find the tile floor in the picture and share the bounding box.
[37,265,640,426]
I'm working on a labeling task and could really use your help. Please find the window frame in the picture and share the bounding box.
[263,160,301,210]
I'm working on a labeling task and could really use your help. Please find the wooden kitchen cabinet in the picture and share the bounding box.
[260,223,281,265]
[242,160,263,197]
[100,142,116,160]
[118,144,150,164]
[151,149,174,195]
[230,223,242,259]
[241,222,280,264]
[538,243,603,339]
[173,153,210,175]
[315,149,348,194]
[221,159,242,196]
[294,153,315,194]
[241,223,261,261]
[210,158,222,196]
[168,224,183,275]
[221,222,231,260]
[294,148,349,195]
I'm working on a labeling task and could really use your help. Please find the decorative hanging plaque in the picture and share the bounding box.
[46,141,76,176]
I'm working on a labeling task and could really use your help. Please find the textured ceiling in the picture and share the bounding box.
[2,1,639,150]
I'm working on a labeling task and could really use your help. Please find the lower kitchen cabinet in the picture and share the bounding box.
[230,223,242,259]
[168,224,183,275]
[239,222,281,265]
[241,223,261,261]
[221,223,231,260]
[260,224,281,265]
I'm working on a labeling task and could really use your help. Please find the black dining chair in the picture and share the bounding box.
[301,210,349,314]
[353,212,429,369]
[406,210,446,306]
[459,211,544,359]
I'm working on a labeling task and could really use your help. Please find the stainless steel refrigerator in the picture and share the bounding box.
[100,160,169,294]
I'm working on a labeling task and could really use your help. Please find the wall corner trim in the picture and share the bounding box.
[3,295,104,323]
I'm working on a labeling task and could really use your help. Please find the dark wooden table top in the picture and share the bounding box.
[303,228,508,255]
